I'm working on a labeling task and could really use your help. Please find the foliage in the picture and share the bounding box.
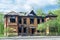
[52,9,60,33]
[0,13,4,37]
[57,0,60,4]
[36,9,46,16]
[37,9,60,36]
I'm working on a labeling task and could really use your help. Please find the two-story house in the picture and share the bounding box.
[4,10,57,36]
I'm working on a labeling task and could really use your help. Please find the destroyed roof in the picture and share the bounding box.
[46,13,57,17]
[5,10,37,16]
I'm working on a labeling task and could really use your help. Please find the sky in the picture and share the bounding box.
[0,0,59,13]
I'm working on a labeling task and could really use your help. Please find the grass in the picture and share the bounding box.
[0,34,4,37]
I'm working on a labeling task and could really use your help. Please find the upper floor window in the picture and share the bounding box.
[10,16,16,23]
[37,19,40,24]
[42,18,44,22]
[18,18,22,24]
[23,18,27,24]
[30,18,34,24]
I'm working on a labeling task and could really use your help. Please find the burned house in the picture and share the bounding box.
[4,10,57,36]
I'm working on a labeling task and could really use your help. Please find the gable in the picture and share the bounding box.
[28,10,37,16]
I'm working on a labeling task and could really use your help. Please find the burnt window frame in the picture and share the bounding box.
[23,18,27,24]
[23,27,27,33]
[10,16,16,23]
[37,18,40,24]
[42,18,44,22]
[18,18,22,24]
[30,18,34,24]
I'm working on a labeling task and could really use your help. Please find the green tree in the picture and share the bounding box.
[52,9,60,34]
[0,13,4,37]
[36,9,46,16]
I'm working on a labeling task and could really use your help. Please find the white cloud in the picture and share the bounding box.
[26,0,57,7]
[0,0,57,13]
[23,4,32,11]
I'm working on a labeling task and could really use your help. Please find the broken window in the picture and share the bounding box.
[10,16,16,23]
[18,18,22,24]
[30,18,34,24]
[31,28,35,34]
[23,19,27,24]
[42,18,44,22]
[37,19,40,24]
[18,27,22,33]
[23,27,27,33]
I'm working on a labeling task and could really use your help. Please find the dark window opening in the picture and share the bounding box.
[31,28,35,34]
[42,18,44,22]
[37,30,40,33]
[23,19,27,24]
[37,19,40,24]
[18,27,22,33]
[18,18,22,24]
[23,27,27,33]
[10,16,16,23]
[30,18,34,24]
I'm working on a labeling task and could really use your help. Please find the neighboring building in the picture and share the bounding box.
[4,10,57,36]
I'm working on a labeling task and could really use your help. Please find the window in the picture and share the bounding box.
[37,30,40,33]
[31,28,35,34]
[10,16,16,23]
[37,19,40,24]
[23,19,26,24]
[23,27,27,33]
[18,27,22,33]
[42,18,44,22]
[18,18,22,24]
[30,18,34,24]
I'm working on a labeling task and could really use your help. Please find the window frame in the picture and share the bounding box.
[23,18,27,24]
[18,18,22,24]
[30,18,34,24]
[9,16,16,23]
[37,18,40,24]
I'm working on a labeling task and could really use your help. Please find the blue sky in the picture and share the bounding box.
[0,0,59,13]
